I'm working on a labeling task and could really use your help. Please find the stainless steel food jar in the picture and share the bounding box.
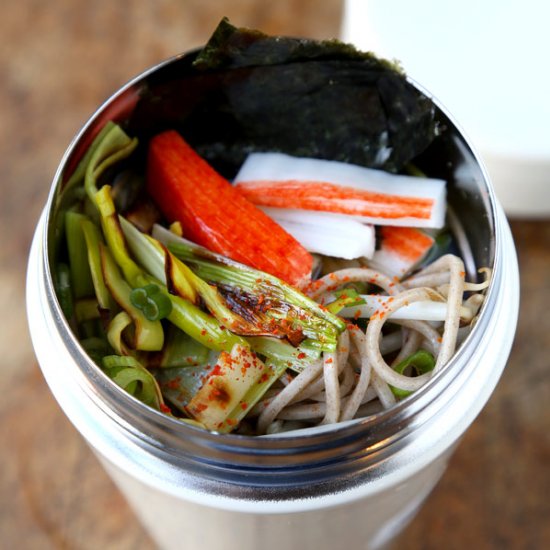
[26,50,519,550]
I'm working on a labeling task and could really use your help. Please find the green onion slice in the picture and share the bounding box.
[390,349,435,398]
[130,284,173,321]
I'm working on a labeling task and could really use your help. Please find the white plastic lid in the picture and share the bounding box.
[341,0,550,217]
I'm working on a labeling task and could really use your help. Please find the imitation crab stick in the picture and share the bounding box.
[261,207,375,260]
[370,226,435,278]
[146,131,313,286]
[234,152,446,228]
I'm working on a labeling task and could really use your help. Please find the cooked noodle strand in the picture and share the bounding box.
[341,328,372,421]
[365,288,437,391]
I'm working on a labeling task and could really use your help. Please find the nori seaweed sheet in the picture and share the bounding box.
[131,18,438,176]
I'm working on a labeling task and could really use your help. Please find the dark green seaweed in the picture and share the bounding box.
[130,18,438,175]
[193,17,396,70]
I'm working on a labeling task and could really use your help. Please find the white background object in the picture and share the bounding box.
[341,0,550,217]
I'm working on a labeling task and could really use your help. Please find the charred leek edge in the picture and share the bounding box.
[192,340,318,433]
[122,217,315,341]
[102,354,164,410]
[156,223,345,329]
[96,185,144,287]
[96,188,255,353]
[390,349,435,399]
[124,217,330,366]
[185,344,270,432]
[156,337,318,431]
[156,362,217,411]
[82,122,142,287]
[94,185,237,348]
[156,337,319,405]
[185,256,340,350]
[151,224,345,350]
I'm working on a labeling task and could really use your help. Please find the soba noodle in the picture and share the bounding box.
[255,254,490,435]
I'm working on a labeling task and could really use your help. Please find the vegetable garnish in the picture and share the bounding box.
[81,217,112,309]
[146,131,313,286]
[337,294,473,322]
[185,344,269,431]
[150,326,210,368]
[130,284,173,321]
[102,355,165,410]
[54,263,74,319]
[107,311,133,356]
[325,289,366,314]
[151,223,345,351]
[65,211,95,299]
[122,217,341,348]
[234,152,446,228]
[390,350,436,399]
[100,243,164,352]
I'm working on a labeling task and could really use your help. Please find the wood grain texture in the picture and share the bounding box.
[1,1,548,549]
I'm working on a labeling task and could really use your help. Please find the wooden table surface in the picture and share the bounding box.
[2,1,549,548]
